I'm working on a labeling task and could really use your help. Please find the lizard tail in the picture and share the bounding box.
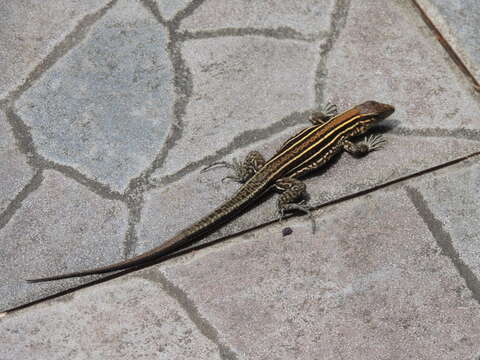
[26,186,259,283]
[25,231,190,283]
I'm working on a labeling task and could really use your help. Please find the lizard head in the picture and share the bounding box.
[348,100,394,135]
[356,100,395,122]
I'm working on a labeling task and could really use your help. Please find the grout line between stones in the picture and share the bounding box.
[121,0,200,257]
[0,170,43,231]
[177,28,321,42]
[314,0,351,106]
[405,186,480,304]
[6,105,124,201]
[171,0,208,25]
[410,0,480,92]
[140,0,168,25]
[154,110,310,187]
[137,269,239,360]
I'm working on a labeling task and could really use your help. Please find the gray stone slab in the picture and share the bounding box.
[0,170,128,312]
[180,0,336,39]
[0,277,222,360]
[0,0,110,99]
[139,124,478,255]
[157,187,480,359]
[155,0,191,20]
[152,36,320,179]
[0,109,34,213]
[408,158,480,282]
[15,0,174,192]
[416,0,480,82]
[323,0,480,131]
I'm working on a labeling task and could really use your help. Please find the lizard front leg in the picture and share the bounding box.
[275,177,316,233]
[202,151,266,183]
[343,134,385,156]
[309,102,338,125]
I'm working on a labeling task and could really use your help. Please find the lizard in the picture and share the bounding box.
[27,100,394,282]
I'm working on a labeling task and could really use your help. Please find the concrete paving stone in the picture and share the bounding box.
[409,158,480,280]
[180,0,336,39]
[416,0,480,82]
[158,186,480,359]
[153,36,320,179]
[0,0,111,99]
[0,109,34,213]
[139,122,477,256]
[323,0,480,131]
[0,277,222,360]
[155,0,191,21]
[15,0,174,192]
[0,170,128,312]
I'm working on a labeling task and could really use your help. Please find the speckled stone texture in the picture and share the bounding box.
[0,170,128,312]
[1,0,480,357]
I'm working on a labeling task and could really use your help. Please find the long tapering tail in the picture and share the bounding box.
[26,183,264,282]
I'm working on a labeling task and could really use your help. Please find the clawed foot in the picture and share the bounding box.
[360,134,386,152]
[322,102,338,119]
[201,158,253,183]
[309,102,338,124]
[278,200,316,234]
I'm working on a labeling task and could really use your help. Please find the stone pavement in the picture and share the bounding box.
[0,0,479,358]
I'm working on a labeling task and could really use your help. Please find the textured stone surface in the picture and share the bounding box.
[153,36,319,179]
[0,277,222,360]
[2,0,480,356]
[159,188,480,359]
[409,159,480,280]
[0,170,128,312]
[323,0,480,131]
[0,109,34,213]
[155,0,191,20]
[416,0,480,81]
[16,0,174,192]
[181,0,336,38]
[0,0,110,98]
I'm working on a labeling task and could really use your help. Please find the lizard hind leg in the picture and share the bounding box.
[201,151,266,183]
[275,177,316,233]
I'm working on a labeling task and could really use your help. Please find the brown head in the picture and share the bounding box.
[345,100,395,136]
[356,100,395,120]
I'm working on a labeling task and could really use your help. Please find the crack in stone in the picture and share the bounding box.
[137,269,239,360]
[153,110,311,187]
[177,27,322,42]
[139,0,168,25]
[314,0,351,106]
[121,2,198,257]
[6,103,124,200]
[6,0,118,103]
[0,170,43,231]
[171,0,208,25]
[405,185,480,305]
[122,196,144,259]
